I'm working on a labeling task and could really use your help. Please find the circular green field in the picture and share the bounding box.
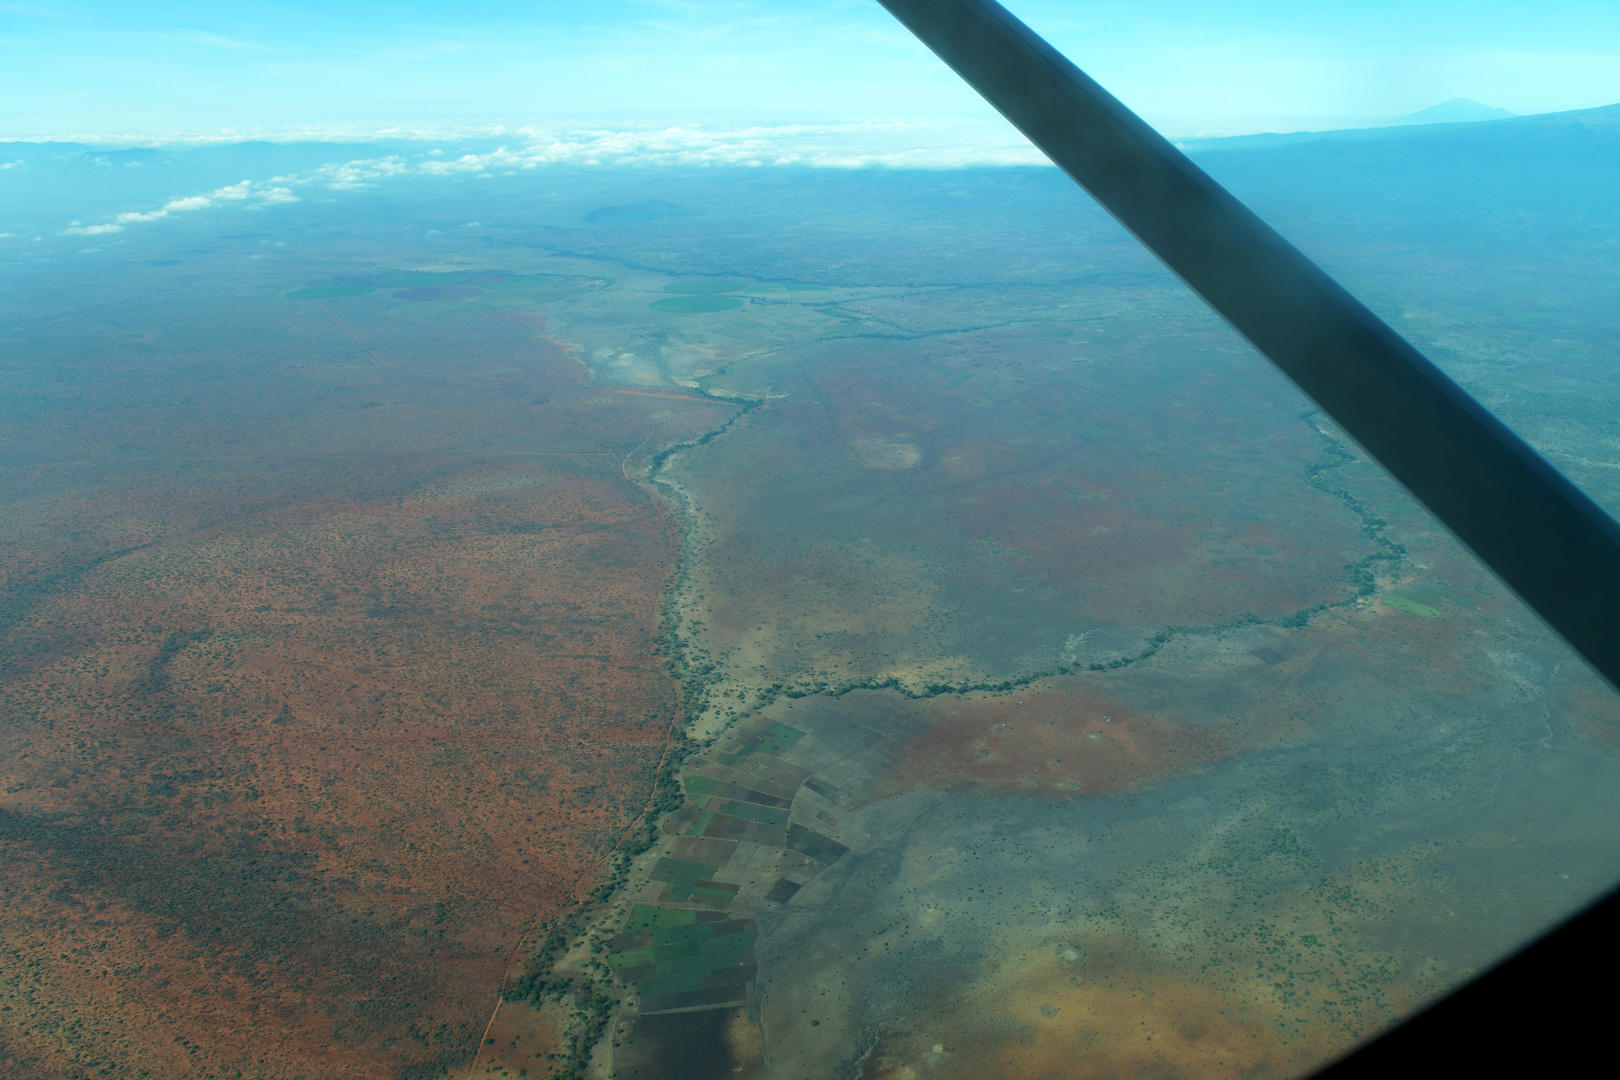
[481,290,570,307]
[649,296,744,314]
[485,276,560,290]
[662,279,749,296]
[747,283,830,294]
[379,272,466,287]
[285,285,375,300]
[393,286,484,302]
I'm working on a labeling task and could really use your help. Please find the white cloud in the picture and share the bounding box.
[238,119,1043,192]
[100,180,295,228]
[17,116,1044,163]
[401,119,1046,170]
[163,195,216,211]
[315,156,413,190]
[53,119,1049,237]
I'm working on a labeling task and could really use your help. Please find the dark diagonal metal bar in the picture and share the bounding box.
[876,0,1620,691]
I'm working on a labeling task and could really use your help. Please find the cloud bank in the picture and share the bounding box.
[48,119,1049,237]
[61,179,300,235]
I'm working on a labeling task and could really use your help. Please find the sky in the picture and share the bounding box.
[2,1,1619,145]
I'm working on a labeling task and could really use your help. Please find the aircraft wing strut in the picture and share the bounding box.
[875,0,1620,1072]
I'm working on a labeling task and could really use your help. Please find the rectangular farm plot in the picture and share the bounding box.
[787,823,849,865]
[765,878,803,904]
[668,836,740,865]
[692,879,743,904]
[803,777,842,800]
[615,1006,767,1080]
[625,904,699,932]
[729,755,813,791]
[716,800,791,827]
[652,857,725,903]
[609,908,759,1014]
[685,755,808,801]
[712,721,805,766]
[683,774,795,808]
[647,857,744,905]
[685,811,788,846]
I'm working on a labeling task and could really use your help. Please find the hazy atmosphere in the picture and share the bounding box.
[5,0,1620,140]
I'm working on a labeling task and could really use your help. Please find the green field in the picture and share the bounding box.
[1384,594,1441,617]
[625,905,699,932]
[485,277,560,290]
[685,775,722,797]
[500,289,570,302]
[284,286,375,300]
[391,286,484,302]
[378,272,466,287]
[1401,583,1478,608]
[650,296,744,314]
[715,801,790,827]
[608,909,758,1013]
[713,721,802,766]
[477,291,570,310]
[663,279,750,296]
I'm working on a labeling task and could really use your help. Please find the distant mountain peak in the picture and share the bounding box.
[1385,98,1517,126]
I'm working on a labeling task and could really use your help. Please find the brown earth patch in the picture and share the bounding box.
[803,321,1371,625]
[468,998,563,1078]
[856,900,1443,1080]
[881,678,1220,799]
[615,1005,766,1080]
[0,293,733,1077]
[858,950,1326,1080]
[1555,660,1620,750]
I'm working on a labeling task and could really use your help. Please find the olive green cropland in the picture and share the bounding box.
[662,279,751,295]
[284,285,375,299]
[649,295,745,313]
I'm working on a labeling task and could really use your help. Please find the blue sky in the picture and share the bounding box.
[3,1,1619,143]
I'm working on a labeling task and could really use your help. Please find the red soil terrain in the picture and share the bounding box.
[883,565,1530,807]
[806,317,1371,623]
[884,678,1219,799]
[0,294,732,1078]
[677,312,1384,707]
[857,937,1349,1080]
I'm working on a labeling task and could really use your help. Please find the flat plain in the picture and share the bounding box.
[2,106,1619,1079]
[0,252,732,1077]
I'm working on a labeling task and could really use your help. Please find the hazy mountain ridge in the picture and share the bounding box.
[5,101,1618,248]
[1180,100,1620,154]
[1385,97,1516,126]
